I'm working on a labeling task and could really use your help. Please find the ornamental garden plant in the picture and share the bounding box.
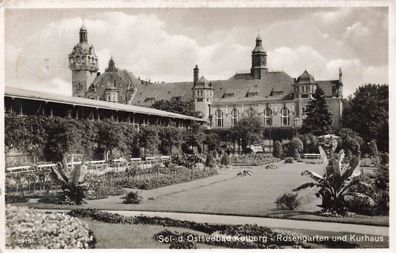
[6,205,95,249]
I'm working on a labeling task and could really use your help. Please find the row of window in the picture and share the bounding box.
[213,107,290,127]
[195,90,213,97]
[70,56,98,64]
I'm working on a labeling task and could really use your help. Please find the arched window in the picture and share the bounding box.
[215,109,223,127]
[231,108,239,126]
[281,106,290,126]
[263,107,272,126]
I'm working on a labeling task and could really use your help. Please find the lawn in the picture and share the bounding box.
[22,161,389,226]
[83,218,388,249]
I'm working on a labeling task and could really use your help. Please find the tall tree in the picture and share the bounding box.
[301,87,333,135]
[231,115,263,149]
[342,84,388,152]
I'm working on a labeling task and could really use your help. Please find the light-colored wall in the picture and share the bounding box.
[209,97,342,129]
[72,71,97,97]
[210,101,297,128]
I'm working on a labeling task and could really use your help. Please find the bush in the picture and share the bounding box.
[220,152,231,166]
[6,205,95,249]
[123,191,143,204]
[292,148,301,161]
[273,141,283,158]
[380,152,389,165]
[284,157,294,163]
[275,193,301,210]
[289,137,303,151]
[205,153,216,168]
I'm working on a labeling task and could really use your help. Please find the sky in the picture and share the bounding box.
[5,7,389,97]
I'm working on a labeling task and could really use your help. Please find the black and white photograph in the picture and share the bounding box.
[1,0,393,251]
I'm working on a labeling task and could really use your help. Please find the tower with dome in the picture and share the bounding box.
[68,22,99,97]
[68,23,343,129]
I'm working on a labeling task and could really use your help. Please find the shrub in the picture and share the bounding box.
[289,138,303,154]
[346,138,360,155]
[292,148,301,161]
[5,194,28,203]
[220,152,231,166]
[380,152,389,165]
[368,140,379,157]
[205,152,216,168]
[275,193,301,210]
[284,157,294,163]
[6,205,95,249]
[273,141,283,158]
[123,191,143,204]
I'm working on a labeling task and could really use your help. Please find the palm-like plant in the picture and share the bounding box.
[50,157,89,205]
[293,146,373,213]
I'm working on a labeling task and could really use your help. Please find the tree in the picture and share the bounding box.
[231,115,263,150]
[152,99,200,117]
[138,126,160,157]
[44,117,85,162]
[96,120,125,159]
[203,132,220,152]
[183,121,204,153]
[342,84,388,152]
[158,126,183,155]
[301,87,333,135]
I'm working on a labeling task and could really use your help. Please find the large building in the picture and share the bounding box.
[69,24,343,129]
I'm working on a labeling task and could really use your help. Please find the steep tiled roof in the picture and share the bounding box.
[132,71,295,106]
[132,81,194,106]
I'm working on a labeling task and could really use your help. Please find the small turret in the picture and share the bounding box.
[193,65,199,84]
[192,66,213,120]
[251,33,268,79]
[339,67,343,83]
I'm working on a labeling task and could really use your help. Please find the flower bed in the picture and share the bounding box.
[69,208,300,249]
[122,166,218,190]
[6,205,96,249]
[231,154,280,166]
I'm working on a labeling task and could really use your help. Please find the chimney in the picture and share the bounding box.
[193,65,199,84]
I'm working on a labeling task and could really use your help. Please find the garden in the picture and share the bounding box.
[4,84,389,249]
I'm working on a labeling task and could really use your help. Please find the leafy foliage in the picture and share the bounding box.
[342,84,388,152]
[293,146,372,214]
[273,141,283,158]
[152,99,199,117]
[158,126,183,155]
[275,193,301,210]
[50,160,90,205]
[231,115,263,149]
[301,87,333,135]
[220,152,231,166]
[205,152,216,168]
[123,191,143,204]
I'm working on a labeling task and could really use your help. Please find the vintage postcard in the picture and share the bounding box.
[1,0,394,252]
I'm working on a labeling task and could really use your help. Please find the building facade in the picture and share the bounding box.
[69,25,343,129]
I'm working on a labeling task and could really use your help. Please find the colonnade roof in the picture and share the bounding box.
[5,86,206,122]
